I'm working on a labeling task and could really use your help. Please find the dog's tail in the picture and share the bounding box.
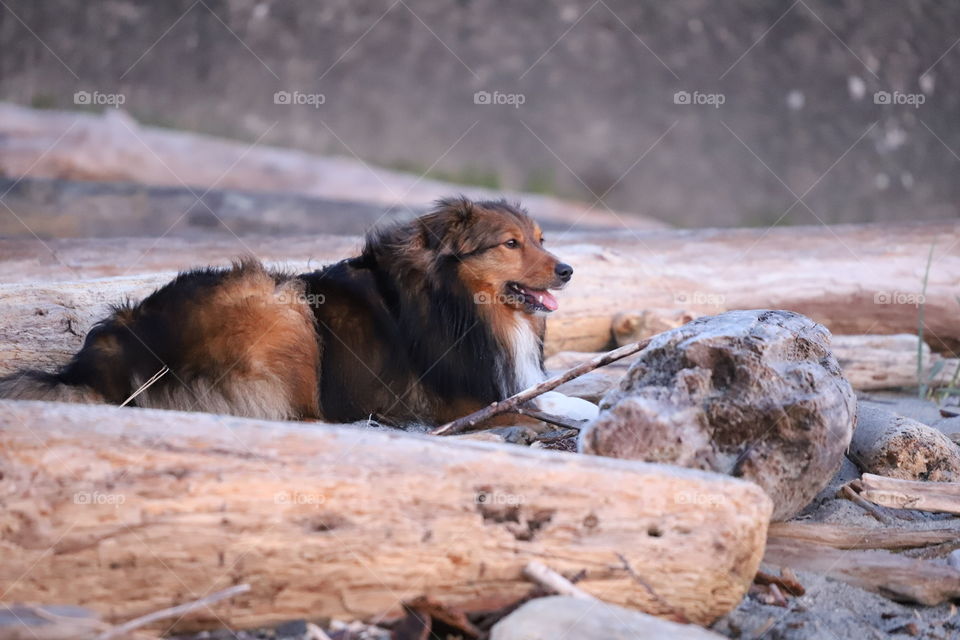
[0,369,102,404]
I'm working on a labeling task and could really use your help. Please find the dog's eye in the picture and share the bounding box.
[504,239,520,249]
[540,237,545,245]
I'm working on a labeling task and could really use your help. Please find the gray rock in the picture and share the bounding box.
[580,310,857,521]
[490,596,724,640]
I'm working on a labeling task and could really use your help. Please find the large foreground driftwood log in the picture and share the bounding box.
[580,310,857,521]
[851,406,960,481]
[0,400,771,630]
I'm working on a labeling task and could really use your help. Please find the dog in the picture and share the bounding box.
[0,197,584,426]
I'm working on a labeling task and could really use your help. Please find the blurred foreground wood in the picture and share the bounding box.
[0,400,771,630]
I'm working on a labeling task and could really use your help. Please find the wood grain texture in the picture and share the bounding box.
[1,220,957,370]
[0,400,771,631]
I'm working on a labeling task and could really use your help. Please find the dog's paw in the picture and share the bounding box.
[535,391,599,421]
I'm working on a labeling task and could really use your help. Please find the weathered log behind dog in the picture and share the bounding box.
[2,220,957,358]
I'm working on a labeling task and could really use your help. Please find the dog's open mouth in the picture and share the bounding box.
[507,282,559,313]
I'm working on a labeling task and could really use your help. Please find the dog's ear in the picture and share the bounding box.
[420,196,475,254]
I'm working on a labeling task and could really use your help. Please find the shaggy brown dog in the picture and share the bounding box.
[0,197,574,425]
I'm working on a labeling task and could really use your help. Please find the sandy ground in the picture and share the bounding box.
[711,391,960,640]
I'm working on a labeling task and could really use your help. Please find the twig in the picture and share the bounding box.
[120,365,170,407]
[754,569,805,597]
[533,429,580,444]
[431,338,652,436]
[512,407,589,430]
[522,561,596,600]
[839,484,893,525]
[96,584,250,640]
[616,553,689,624]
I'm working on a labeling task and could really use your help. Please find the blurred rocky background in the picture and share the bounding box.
[1,0,958,227]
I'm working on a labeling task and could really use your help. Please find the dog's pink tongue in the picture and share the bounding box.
[539,290,559,311]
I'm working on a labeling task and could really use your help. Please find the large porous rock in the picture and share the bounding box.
[490,596,725,640]
[580,309,857,521]
[851,405,960,481]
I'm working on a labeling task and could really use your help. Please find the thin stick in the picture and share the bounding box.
[839,484,893,525]
[431,338,652,436]
[513,407,588,431]
[522,561,596,600]
[120,365,170,407]
[96,584,250,640]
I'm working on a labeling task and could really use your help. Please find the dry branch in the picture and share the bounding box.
[430,339,651,436]
[522,562,596,600]
[857,473,960,515]
[0,400,771,630]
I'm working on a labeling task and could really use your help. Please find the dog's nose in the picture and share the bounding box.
[555,262,573,282]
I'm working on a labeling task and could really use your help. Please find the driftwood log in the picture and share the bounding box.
[850,406,960,481]
[0,104,654,232]
[764,539,960,606]
[856,473,960,515]
[580,310,857,521]
[832,334,959,391]
[0,220,958,358]
[767,521,960,550]
[0,400,772,631]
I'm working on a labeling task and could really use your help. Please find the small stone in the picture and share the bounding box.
[491,596,725,639]
[274,620,308,638]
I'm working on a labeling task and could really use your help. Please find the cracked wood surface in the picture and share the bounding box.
[0,400,771,631]
[1,220,958,379]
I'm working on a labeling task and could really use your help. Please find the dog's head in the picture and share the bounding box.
[414,197,573,315]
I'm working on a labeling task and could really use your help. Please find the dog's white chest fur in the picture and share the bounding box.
[501,319,600,423]
[507,319,545,393]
